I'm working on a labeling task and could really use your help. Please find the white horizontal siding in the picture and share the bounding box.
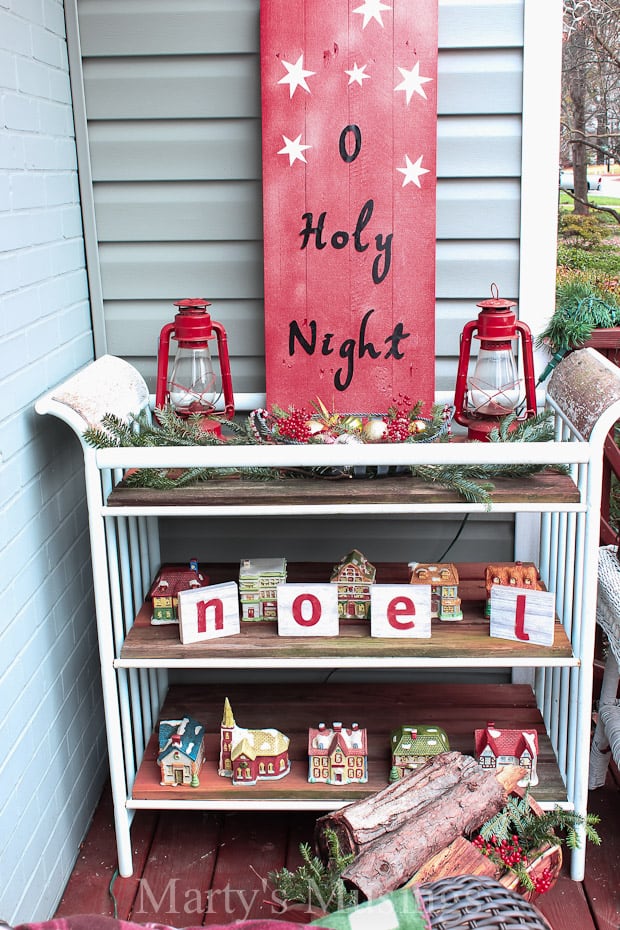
[94,178,519,241]
[105,295,495,391]
[81,48,522,120]
[77,0,524,56]
[98,239,519,302]
[82,55,260,120]
[87,120,261,181]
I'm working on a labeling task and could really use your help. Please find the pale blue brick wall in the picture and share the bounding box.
[0,0,107,922]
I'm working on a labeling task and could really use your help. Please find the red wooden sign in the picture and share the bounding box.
[261,0,438,413]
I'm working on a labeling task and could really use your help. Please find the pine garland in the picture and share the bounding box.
[83,406,563,504]
[536,290,620,355]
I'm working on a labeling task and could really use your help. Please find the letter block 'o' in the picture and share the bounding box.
[371,585,432,638]
[277,583,339,637]
[178,581,240,644]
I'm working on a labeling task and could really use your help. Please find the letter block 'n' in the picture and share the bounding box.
[178,581,240,644]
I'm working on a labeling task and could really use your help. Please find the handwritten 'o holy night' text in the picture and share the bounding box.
[289,308,410,392]
[288,125,408,393]
[299,199,393,285]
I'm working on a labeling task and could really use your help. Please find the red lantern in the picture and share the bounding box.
[453,285,536,441]
[155,299,234,429]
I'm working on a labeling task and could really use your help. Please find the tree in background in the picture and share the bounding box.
[562,0,620,214]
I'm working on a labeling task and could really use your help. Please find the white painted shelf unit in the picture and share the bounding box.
[36,348,620,880]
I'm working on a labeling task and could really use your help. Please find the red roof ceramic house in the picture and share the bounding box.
[474,721,539,787]
[330,549,376,619]
[148,560,209,624]
[218,697,290,786]
[308,722,368,785]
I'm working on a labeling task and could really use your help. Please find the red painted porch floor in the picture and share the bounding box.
[55,767,619,930]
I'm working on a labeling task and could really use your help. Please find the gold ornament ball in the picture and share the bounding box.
[363,418,388,441]
[343,415,363,432]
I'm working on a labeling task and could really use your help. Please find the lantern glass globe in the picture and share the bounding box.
[168,346,221,413]
[468,346,520,417]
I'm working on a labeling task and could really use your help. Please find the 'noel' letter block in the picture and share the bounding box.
[277,583,339,637]
[371,584,432,638]
[490,586,556,647]
[178,581,240,644]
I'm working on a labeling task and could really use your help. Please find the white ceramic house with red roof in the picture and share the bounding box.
[308,722,368,785]
[475,721,539,787]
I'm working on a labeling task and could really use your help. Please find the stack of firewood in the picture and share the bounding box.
[315,751,560,901]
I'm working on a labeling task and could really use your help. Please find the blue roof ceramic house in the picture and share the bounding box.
[158,716,206,788]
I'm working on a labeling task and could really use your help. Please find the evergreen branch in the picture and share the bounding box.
[268,830,357,913]
[479,793,601,855]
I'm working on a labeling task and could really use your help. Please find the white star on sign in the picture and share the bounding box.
[397,154,430,188]
[394,62,432,104]
[345,62,371,86]
[353,0,392,29]
[278,134,311,166]
[278,54,315,98]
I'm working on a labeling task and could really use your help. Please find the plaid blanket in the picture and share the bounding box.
[12,919,313,930]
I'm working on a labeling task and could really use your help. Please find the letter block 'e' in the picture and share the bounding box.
[277,583,339,637]
[178,581,240,644]
[371,585,432,638]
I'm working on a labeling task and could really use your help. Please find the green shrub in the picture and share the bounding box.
[558,213,610,249]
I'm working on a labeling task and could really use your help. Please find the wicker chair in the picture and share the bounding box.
[589,545,620,789]
[418,875,553,930]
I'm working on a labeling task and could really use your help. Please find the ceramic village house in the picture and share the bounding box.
[389,724,451,781]
[218,697,290,785]
[239,557,287,620]
[409,563,462,621]
[475,721,539,787]
[307,722,368,785]
[330,550,376,619]
[484,562,544,618]
[157,716,205,787]
[148,560,209,624]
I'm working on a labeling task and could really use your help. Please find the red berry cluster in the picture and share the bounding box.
[533,867,554,895]
[385,394,417,442]
[385,414,411,442]
[473,833,527,868]
[276,408,312,442]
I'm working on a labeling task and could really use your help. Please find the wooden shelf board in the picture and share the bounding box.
[131,682,568,805]
[119,562,575,665]
[108,471,579,509]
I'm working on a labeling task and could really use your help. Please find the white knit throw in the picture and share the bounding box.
[596,544,620,665]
